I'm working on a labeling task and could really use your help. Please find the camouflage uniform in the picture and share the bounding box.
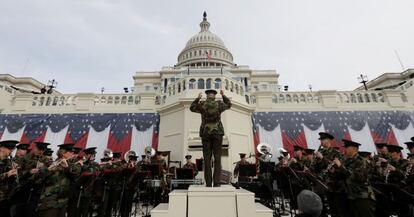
[312,147,346,217]
[37,157,81,217]
[336,154,376,217]
[78,160,100,217]
[0,158,16,217]
[190,94,232,186]
[387,158,409,185]
[373,153,390,162]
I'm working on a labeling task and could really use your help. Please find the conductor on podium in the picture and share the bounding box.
[190,89,232,187]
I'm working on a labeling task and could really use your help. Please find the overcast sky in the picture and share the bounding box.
[0,0,413,93]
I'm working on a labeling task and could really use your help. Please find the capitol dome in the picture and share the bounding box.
[177,12,234,67]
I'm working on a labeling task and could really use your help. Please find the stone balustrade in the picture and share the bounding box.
[2,82,412,114]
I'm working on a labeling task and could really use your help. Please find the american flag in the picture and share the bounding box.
[0,113,160,158]
[252,110,414,158]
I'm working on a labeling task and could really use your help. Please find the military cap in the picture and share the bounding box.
[35,142,50,150]
[342,139,361,147]
[375,143,387,148]
[113,152,121,159]
[304,149,315,155]
[73,147,82,154]
[0,140,19,149]
[358,151,371,157]
[58,143,75,151]
[404,141,414,149]
[141,155,147,159]
[318,132,334,140]
[386,145,403,153]
[239,153,247,158]
[83,147,97,155]
[205,89,217,95]
[294,145,305,151]
[44,148,53,156]
[16,143,30,150]
[185,155,192,160]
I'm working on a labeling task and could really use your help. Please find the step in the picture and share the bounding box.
[151,203,169,217]
[255,203,273,217]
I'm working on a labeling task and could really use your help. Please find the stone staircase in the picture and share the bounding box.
[151,185,273,217]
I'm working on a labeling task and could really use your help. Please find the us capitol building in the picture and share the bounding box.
[1,12,413,173]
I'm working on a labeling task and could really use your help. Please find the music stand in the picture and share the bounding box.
[142,164,161,178]
[239,164,256,177]
[176,168,194,179]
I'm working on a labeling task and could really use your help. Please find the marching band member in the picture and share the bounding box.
[335,139,376,217]
[0,140,19,217]
[183,154,198,177]
[37,143,81,217]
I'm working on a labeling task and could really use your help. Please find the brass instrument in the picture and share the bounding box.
[124,150,137,167]
[145,146,156,158]
[257,143,273,162]
[48,158,69,171]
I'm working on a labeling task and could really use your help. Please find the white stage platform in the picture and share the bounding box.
[151,185,273,217]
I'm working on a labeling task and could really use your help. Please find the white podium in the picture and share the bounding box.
[151,185,273,217]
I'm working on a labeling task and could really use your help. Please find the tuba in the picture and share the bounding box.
[257,143,273,162]
[145,146,156,158]
[124,150,137,162]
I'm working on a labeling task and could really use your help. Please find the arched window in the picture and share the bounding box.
[235,84,239,94]
[183,80,186,90]
[206,78,212,89]
[230,82,234,92]
[189,79,196,89]
[214,78,221,89]
[225,80,229,90]
[198,79,205,89]
[178,83,181,93]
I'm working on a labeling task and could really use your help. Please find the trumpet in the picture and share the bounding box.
[48,158,69,171]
